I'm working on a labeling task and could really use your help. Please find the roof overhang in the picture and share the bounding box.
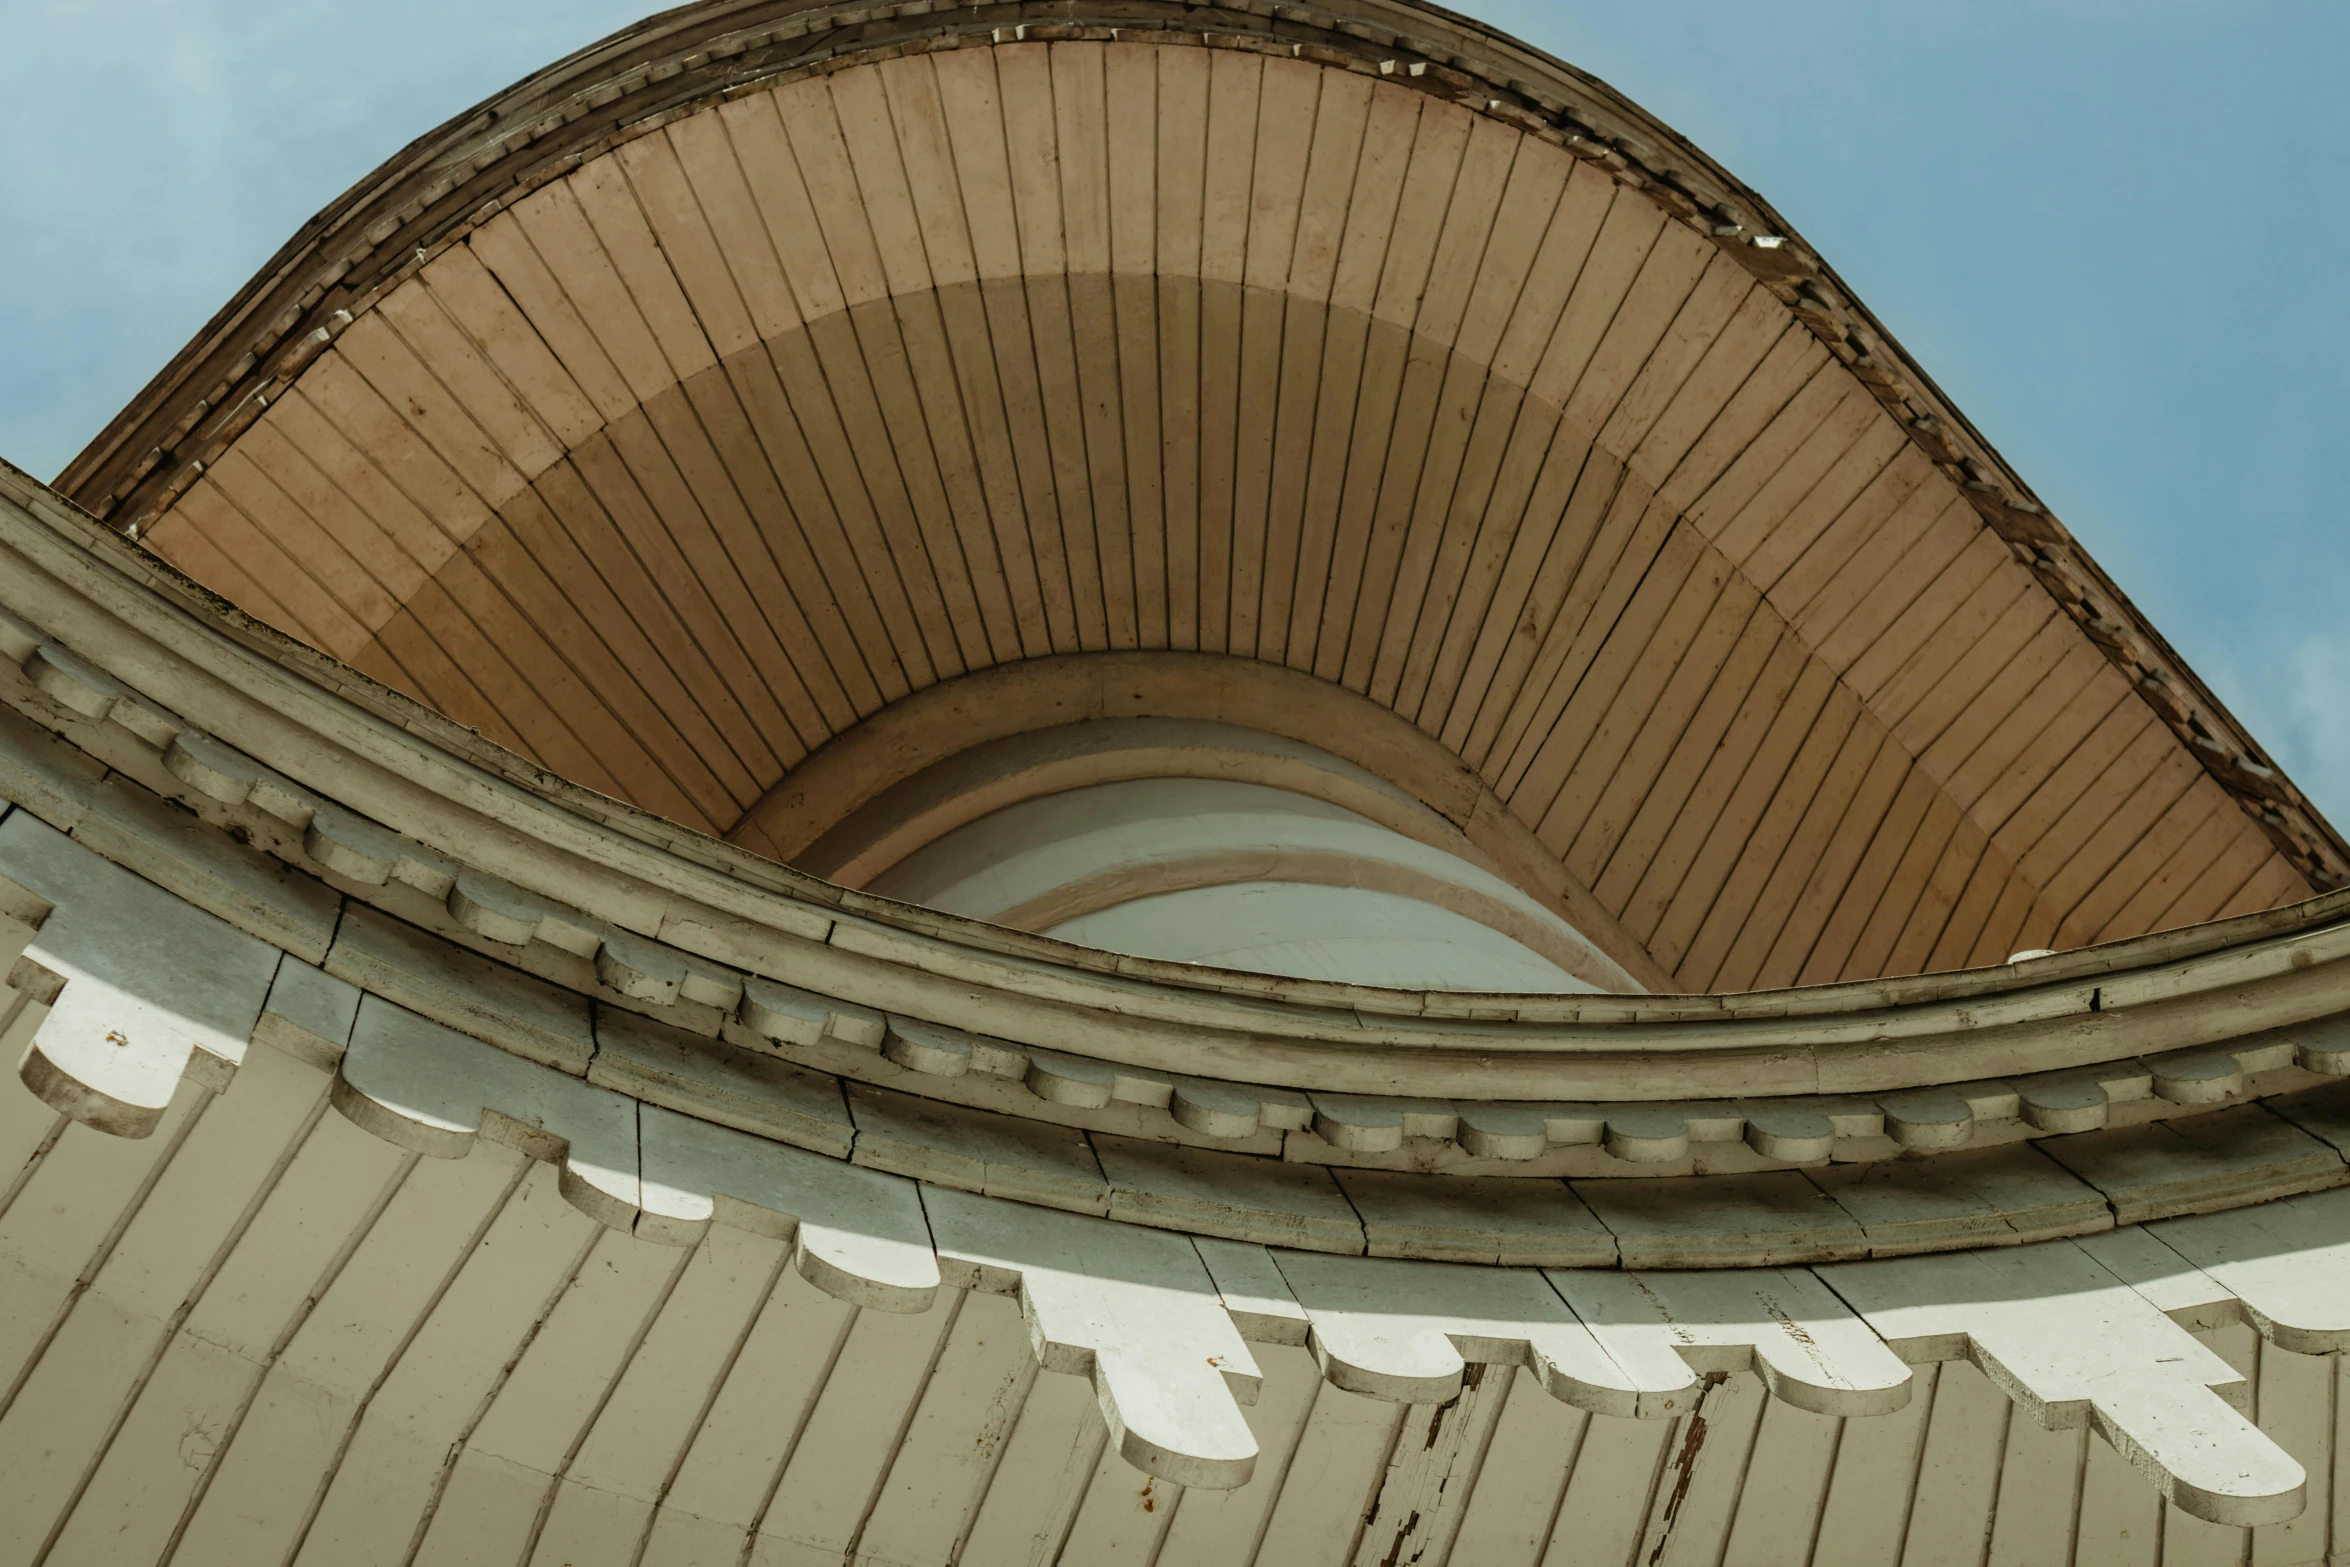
[46,0,2345,996]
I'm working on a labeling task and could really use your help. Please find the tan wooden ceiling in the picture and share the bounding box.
[122,39,2310,991]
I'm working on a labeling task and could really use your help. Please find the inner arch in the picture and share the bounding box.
[868,776,1619,992]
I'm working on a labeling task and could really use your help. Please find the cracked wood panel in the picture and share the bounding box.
[128,41,2305,993]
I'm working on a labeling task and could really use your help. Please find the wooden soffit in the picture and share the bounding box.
[54,0,2345,992]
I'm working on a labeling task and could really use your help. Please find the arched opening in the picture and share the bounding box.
[863,771,1627,991]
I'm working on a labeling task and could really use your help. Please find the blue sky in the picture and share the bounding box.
[4,1,2345,822]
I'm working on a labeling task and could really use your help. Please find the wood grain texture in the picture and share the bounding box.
[135,44,2309,991]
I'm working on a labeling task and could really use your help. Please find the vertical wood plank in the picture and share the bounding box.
[1229,58,1319,660]
[1443,1367,1588,1567]
[2074,1431,2163,1567]
[1054,41,1141,652]
[8,1052,322,1567]
[1589,602,1786,916]
[408,1227,682,1567]
[1154,45,1210,652]
[635,1263,856,1565]
[1814,1363,1938,1567]
[847,1287,1036,1567]
[746,1290,959,1565]
[418,241,607,447]
[1982,1413,2083,1567]
[1058,1437,1181,1564]
[1898,1359,2011,1567]
[1348,1364,1514,1567]
[954,1366,1105,1567]
[536,1225,793,1561]
[172,1144,528,1567]
[1250,1375,1403,1567]
[1194,50,1264,654]
[1444,435,1614,765]
[1633,1370,1769,1567]
[42,1109,412,1567]
[1540,1410,1674,1567]
[1721,1397,1844,1567]
[1104,43,1167,651]
[2253,1334,2331,1567]
[296,1161,602,1567]
[1286,80,1416,674]
[1152,1342,1324,1567]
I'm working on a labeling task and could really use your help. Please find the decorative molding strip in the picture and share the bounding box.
[1,509,2347,1138]
[5,960,2339,1522]
[6,603,2350,1200]
[9,730,2350,1267]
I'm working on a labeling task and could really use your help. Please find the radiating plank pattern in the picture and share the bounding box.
[137,42,2306,990]
[2,1051,2339,1567]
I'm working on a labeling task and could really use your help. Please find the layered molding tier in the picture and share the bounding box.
[1,460,2346,1127]
[7,822,2350,1530]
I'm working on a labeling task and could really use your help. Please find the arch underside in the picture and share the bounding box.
[5,332,2350,1553]
[133,41,2308,992]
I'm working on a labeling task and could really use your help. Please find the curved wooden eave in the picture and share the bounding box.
[49,0,2347,997]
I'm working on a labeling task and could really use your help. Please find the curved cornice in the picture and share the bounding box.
[54,0,2346,898]
[3,453,2348,1138]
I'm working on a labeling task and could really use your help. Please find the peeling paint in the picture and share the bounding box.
[1646,1372,1730,1566]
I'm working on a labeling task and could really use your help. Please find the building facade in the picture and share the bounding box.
[3,2,2349,1563]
